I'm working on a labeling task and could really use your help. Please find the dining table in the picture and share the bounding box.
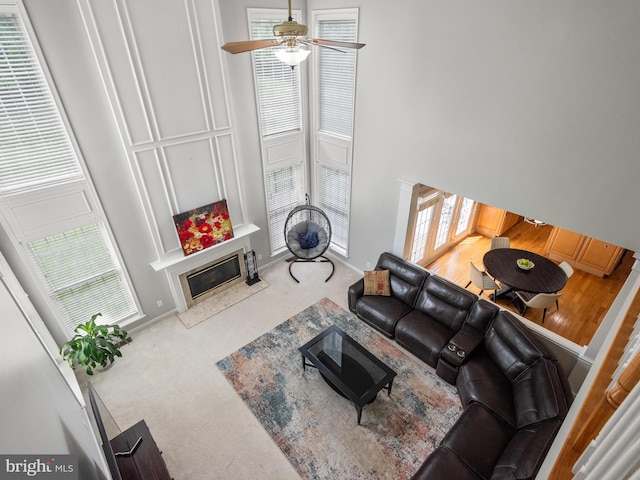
[482,248,568,304]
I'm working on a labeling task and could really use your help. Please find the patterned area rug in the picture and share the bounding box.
[216,298,462,480]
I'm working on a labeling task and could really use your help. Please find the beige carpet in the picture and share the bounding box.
[84,257,362,479]
[177,279,269,328]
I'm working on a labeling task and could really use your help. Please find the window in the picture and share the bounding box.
[249,9,307,254]
[311,10,359,255]
[264,165,305,252]
[316,18,357,137]
[0,12,83,193]
[0,5,139,337]
[250,13,302,137]
[409,189,439,263]
[406,185,477,266]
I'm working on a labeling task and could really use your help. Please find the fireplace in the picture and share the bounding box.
[179,249,246,308]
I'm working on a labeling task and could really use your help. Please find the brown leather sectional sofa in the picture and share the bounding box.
[348,252,573,480]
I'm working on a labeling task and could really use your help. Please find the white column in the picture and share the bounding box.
[392,179,416,257]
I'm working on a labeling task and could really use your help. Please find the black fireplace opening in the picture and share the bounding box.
[187,255,241,299]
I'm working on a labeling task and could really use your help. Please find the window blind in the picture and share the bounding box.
[319,164,349,250]
[0,12,82,193]
[313,12,358,255]
[265,164,305,251]
[250,16,302,137]
[27,225,137,334]
[317,19,357,137]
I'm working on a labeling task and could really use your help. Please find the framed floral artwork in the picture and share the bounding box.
[173,200,234,256]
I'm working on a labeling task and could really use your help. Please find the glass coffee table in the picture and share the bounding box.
[299,325,397,424]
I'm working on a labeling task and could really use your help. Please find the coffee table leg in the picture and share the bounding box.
[387,378,394,396]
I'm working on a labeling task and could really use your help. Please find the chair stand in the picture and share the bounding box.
[288,255,335,283]
[521,306,551,323]
[464,281,484,296]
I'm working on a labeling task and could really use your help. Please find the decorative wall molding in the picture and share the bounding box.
[77,0,247,263]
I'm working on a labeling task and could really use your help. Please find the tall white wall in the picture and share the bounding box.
[0,277,105,479]
[345,0,640,270]
[8,0,639,331]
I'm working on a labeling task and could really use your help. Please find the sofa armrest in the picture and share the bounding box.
[348,279,365,313]
[441,326,484,368]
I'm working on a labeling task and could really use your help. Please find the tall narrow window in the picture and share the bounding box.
[0,12,82,193]
[311,10,360,256]
[405,185,477,266]
[409,190,439,263]
[249,9,307,253]
[0,6,139,337]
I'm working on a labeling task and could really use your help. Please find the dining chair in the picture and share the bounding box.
[556,261,574,309]
[559,261,574,279]
[490,236,510,250]
[515,291,562,323]
[465,261,501,299]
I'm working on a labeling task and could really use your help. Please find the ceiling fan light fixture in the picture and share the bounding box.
[275,46,310,67]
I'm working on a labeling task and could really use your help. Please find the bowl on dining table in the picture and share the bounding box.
[516,258,535,270]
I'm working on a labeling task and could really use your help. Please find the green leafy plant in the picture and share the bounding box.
[60,313,128,375]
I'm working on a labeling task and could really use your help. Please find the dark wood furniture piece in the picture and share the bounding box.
[110,420,172,480]
[483,248,568,296]
[299,325,397,424]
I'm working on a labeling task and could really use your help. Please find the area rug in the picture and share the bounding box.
[216,297,462,479]
[177,279,269,328]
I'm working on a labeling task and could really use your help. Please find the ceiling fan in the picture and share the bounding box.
[221,0,365,67]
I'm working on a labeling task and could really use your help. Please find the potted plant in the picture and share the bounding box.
[60,313,128,375]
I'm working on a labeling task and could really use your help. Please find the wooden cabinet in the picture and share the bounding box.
[544,227,624,277]
[475,204,522,237]
[111,420,172,480]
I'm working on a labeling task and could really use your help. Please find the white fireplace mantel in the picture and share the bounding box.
[150,223,259,273]
[150,223,260,312]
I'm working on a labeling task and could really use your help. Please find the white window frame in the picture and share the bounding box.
[404,185,478,266]
[248,8,308,255]
[0,2,141,341]
[309,8,360,257]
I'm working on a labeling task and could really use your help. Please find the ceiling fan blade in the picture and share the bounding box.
[299,40,345,53]
[305,38,366,50]
[221,39,281,54]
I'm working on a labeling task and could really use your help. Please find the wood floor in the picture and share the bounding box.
[425,221,634,346]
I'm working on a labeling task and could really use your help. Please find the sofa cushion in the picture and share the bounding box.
[413,275,477,332]
[363,269,391,296]
[441,402,515,480]
[490,419,562,480]
[457,347,516,426]
[376,252,429,306]
[395,310,454,367]
[355,295,413,337]
[512,359,572,427]
[412,446,483,480]
[465,299,500,333]
[484,312,544,383]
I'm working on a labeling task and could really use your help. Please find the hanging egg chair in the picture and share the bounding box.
[283,196,335,283]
